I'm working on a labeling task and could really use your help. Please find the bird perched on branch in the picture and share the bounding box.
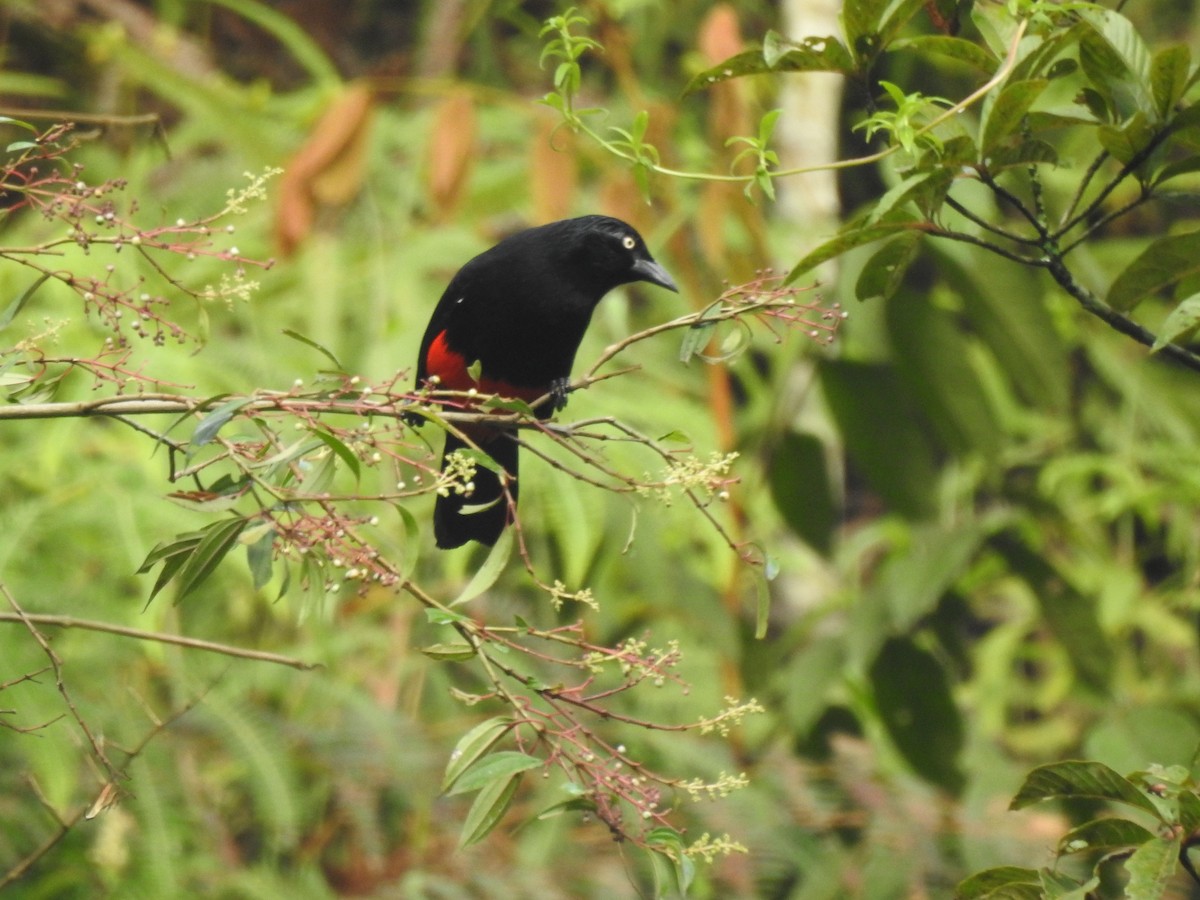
[414,215,678,549]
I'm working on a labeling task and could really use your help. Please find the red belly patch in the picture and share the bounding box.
[424,330,546,403]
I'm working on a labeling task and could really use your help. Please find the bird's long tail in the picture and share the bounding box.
[433,430,518,549]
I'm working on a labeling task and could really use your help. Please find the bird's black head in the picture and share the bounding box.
[559,215,679,297]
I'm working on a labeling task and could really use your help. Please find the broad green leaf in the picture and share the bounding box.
[869,637,965,794]
[192,396,253,447]
[1124,834,1182,899]
[767,430,836,555]
[173,517,249,603]
[866,171,936,225]
[1152,294,1200,351]
[0,272,50,331]
[683,35,852,96]
[1078,8,1153,118]
[445,751,541,796]
[955,866,1041,899]
[855,233,923,302]
[819,360,938,519]
[1097,111,1157,166]
[1010,761,1163,820]
[890,35,998,73]
[450,527,513,606]
[1150,44,1190,118]
[1058,817,1155,855]
[1107,229,1200,311]
[457,771,521,847]
[886,288,1003,459]
[442,716,513,792]
[980,79,1048,156]
[786,218,919,284]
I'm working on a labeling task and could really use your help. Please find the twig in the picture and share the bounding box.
[0,611,319,670]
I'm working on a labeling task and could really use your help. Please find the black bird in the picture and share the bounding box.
[414,215,678,549]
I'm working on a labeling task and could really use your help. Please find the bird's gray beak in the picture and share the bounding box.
[632,257,679,293]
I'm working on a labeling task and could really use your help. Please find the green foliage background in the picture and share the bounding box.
[3,0,1200,897]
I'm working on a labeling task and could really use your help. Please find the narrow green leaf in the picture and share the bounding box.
[137,532,205,573]
[1010,761,1163,819]
[142,544,196,607]
[458,772,521,847]
[420,642,477,661]
[534,796,596,820]
[192,397,253,447]
[450,528,513,606]
[1124,834,1182,899]
[1058,817,1155,855]
[173,517,249,603]
[0,272,50,331]
[395,503,421,584]
[1108,229,1200,311]
[425,607,470,627]
[442,716,513,793]
[245,528,275,590]
[1152,294,1200,351]
[683,34,852,96]
[311,428,361,482]
[446,751,541,796]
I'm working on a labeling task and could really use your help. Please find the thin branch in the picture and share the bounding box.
[0,611,319,670]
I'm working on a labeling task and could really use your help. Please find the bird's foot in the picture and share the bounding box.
[548,377,572,413]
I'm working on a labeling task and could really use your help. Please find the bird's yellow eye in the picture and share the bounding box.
[622,235,636,250]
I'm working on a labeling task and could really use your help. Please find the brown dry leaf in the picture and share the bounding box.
[530,116,578,223]
[426,90,477,221]
[275,82,376,256]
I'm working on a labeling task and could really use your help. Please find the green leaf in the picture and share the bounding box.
[786,218,919,283]
[420,642,477,661]
[1107,229,1200,311]
[138,537,201,606]
[1098,111,1157,166]
[768,431,836,555]
[442,716,514,793]
[311,428,361,482]
[683,34,852,95]
[1152,294,1200,351]
[425,607,470,626]
[855,233,922,302]
[0,272,50,331]
[869,637,965,794]
[1009,761,1163,820]
[446,751,541,796]
[245,527,275,590]
[955,866,1041,900]
[1078,8,1154,118]
[449,527,513,606]
[1150,44,1190,118]
[192,396,252,447]
[280,328,347,371]
[173,517,249,604]
[980,79,1048,156]
[458,771,522,847]
[1058,817,1155,855]
[890,35,998,73]
[1124,834,1182,899]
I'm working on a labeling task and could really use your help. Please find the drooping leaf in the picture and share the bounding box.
[1150,44,1190,119]
[449,527,513,606]
[767,430,837,555]
[1152,294,1200,351]
[173,517,250,604]
[1010,761,1163,820]
[682,33,852,95]
[311,428,361,482]
[0,272,50,331]
[890,35,998,73]
[420,642,478,662]
[1107,229,1200,311]
[457,772,522,848]
[855,233,923,302]
[281,328,347,372]
[192,396,252,447]
[245,527,276,590]
[869,637,965,794]
[786,217,920,284]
